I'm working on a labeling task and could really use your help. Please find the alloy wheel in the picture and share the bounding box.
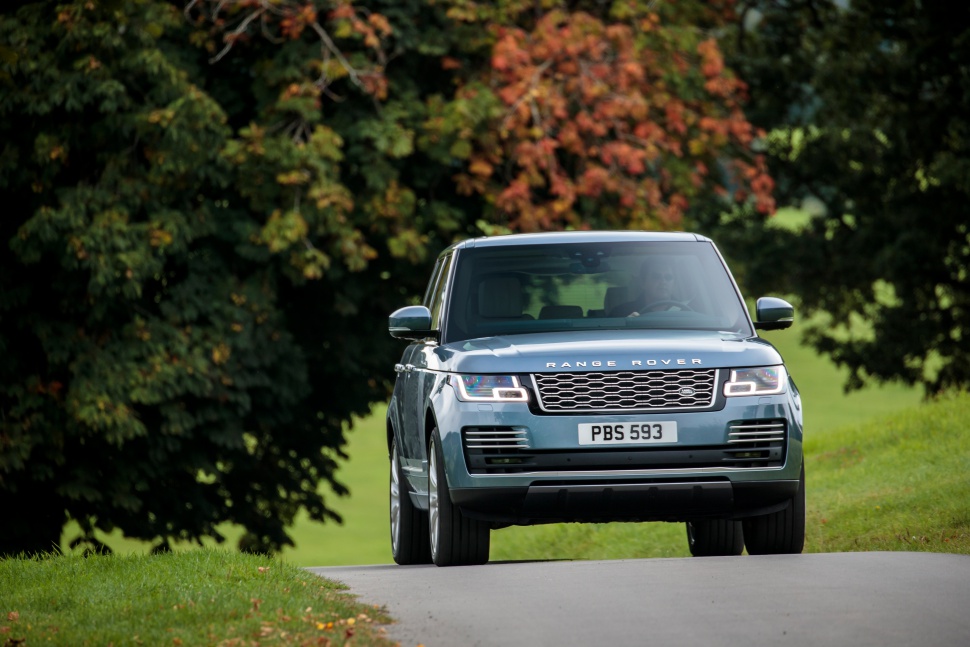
[428,438,440,560]
[389,444,402,555]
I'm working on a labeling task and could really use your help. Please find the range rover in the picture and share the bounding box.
[386,231,804,566]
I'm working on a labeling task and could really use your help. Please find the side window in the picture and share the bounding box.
[422,258,445,308]
[428,254,453,328]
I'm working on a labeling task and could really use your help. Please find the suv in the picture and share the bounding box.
[387,231,804,566]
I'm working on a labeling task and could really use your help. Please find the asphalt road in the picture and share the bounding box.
[309,552,970,647]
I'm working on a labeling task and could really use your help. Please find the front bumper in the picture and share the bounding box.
[431,382,803,524]
[451,478,799,524]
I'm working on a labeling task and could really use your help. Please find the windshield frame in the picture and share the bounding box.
[440,240,754,344]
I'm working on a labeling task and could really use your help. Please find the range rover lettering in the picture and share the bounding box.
[386,231,804,566]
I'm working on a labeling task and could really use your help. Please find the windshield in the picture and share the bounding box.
[442,240,752,343]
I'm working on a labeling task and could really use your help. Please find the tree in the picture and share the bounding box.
[0,0,433,556]
[0,0,774,556]
[424,0,775,232]
[706,0,970,394]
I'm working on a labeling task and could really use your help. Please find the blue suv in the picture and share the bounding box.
[387,231,804,566]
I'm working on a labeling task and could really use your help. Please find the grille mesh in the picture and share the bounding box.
[728,421,786,444]
[463,427,530,450]
[533,369,717,412]
[723,419,787,467]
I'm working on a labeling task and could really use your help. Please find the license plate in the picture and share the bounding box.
[578,422,678,446]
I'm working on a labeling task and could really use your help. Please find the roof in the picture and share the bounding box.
[442,230,709,253]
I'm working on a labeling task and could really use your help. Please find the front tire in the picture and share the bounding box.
[390,439,431,565]
[428,429,489,566]
[686,519,744,556]
[743,462,806,555]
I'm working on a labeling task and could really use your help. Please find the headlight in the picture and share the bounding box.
[455,375,529,402]
[723,366,787,397]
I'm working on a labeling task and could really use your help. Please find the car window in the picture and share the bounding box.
[428,253,453,330]
[422,257,446,308]
[444,241,751,342]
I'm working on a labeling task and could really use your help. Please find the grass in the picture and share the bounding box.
[279,412,392,567]
[805,390,970,553]
[0,549,394,646]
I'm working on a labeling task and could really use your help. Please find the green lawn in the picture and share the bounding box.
[280,411,393,567]
[0,550,393,646]
[805,390,970,554]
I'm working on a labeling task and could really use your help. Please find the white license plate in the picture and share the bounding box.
[578,422,678,446]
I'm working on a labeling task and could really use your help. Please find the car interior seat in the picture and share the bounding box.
[478,275,526,319]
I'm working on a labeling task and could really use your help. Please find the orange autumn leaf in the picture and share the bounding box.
[448,2,773,232]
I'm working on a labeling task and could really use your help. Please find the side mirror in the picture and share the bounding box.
[389,305,437,341]
[754,297,794,331]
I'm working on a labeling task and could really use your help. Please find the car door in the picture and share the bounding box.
[400,253,453,476]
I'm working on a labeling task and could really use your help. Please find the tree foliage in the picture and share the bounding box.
[0,0,772,556]
[707,0,970,394]
[427,0,774,232]
[0,0,424,556]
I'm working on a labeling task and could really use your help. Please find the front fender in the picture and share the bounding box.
[427,373,466,484]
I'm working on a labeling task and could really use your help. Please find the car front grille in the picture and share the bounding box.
[532,369,717,412]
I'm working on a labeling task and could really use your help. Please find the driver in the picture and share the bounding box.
[609,259,682,317]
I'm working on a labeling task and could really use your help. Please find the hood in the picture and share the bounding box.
[429,330,784,374]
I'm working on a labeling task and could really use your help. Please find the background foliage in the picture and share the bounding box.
[707,0,970,395]
[3,0,965,557]
[0,0,770,556]
[0,0,388,555]
[427,0,775,231]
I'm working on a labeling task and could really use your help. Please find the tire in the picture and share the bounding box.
[743,462,806,555]
[428,429,490,566]
[390,439,432,565]
[686,519,744,556]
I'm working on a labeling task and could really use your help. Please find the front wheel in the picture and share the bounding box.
[686,519,744,556]
[390,439,431,565]
[428,429,489,566]
[743,462,806,555]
